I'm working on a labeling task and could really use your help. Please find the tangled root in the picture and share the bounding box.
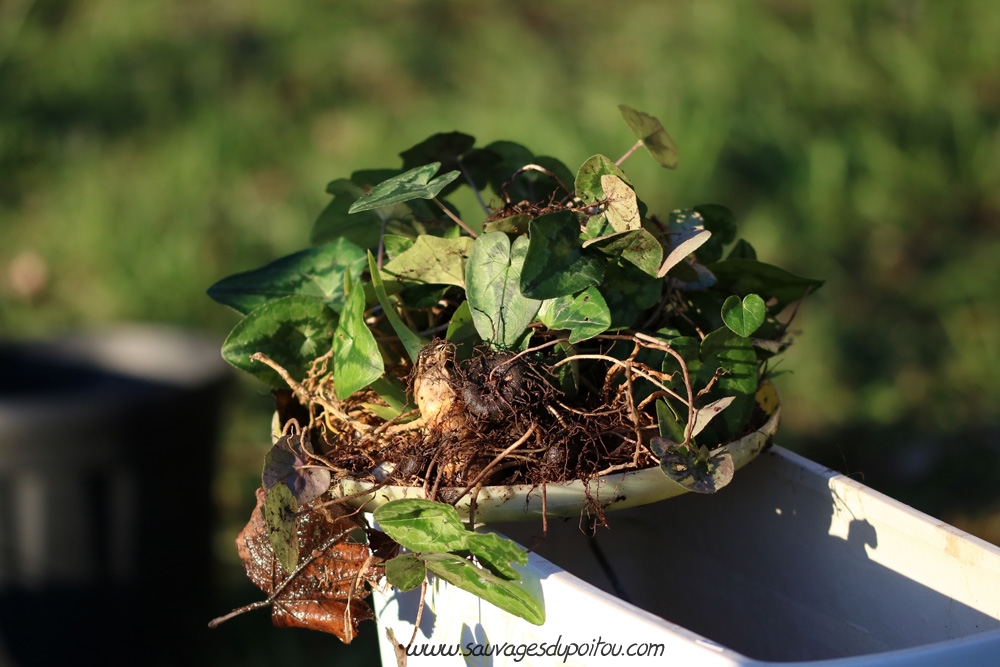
[305,338,660,497]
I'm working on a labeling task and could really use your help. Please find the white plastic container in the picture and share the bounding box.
[373,446,1000,666]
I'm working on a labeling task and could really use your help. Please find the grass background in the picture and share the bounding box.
[2,0,1000,664]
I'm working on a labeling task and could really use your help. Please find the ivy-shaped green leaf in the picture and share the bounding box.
[381,235,474,289]
[706,259,824,312]
[332,276,384,400]
[420,552,545,625]
[600,175,641,232]
[466,233,541,349]
[208,239,367,315]
[584,228,663,277]
[384,553,426,592]
[374,499,473,553]
[574,155,631,205]
[697,327,758,441]
[374,499,537,617]
[373,500,530,581]
[221,296,337,388]
[348,163,461,213]
[465,532,529,580]
[538,287,612,344]
[722,294,766,337]
[520,211,605,300]
[618,104,679,169]
[312,178,434,249]
[399,131,500,195]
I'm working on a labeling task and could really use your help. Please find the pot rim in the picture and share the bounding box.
[272,384,781,523]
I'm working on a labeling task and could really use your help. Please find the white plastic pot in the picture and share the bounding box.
[373,446,1000,666]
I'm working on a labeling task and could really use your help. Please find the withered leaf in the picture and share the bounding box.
[651,439,735,494]
[237,487,374,643]
[262,431,332,505]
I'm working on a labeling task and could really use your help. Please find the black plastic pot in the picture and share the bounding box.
[0,326,230,667]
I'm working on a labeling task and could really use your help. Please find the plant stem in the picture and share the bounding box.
[615,139,644,167]
[433,197,479,237]
[457,155,491,215]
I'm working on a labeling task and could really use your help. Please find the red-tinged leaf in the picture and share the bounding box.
[236,487,374,643]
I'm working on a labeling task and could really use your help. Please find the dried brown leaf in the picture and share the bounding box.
[237,487,374,643]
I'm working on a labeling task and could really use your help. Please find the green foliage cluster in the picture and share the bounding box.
[376,500,543,625]
[209,108,819,459]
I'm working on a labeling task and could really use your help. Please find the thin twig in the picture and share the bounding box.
[207,600,271,628]
[406,578,429,650]
[467,480,484,528]
[506,163,573,197]
[554,400,622,418]
[551,354,689,407]
[250,352,370,432]
[623,362,644,467]
[631,332,697,443]
[208,524,355,628]
[489,337,569,382]
[251,352,311,405]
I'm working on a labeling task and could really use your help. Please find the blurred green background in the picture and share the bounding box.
[2,0,999,663]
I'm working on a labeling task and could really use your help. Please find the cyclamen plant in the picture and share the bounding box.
[207,106,821,648]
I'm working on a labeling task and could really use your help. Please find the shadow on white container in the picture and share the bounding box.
[374,447,1000,666]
